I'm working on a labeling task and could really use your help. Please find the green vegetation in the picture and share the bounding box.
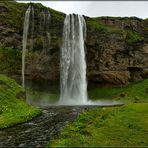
[0,1,64,31]
[49,79,148,147]
[125,31,144,44]
[89,79,148,103]
[0,2,27,29]
[0,47,21,73]
[86,16,144,45]
[27,90,59,103]
[85,17,121,34]
[31,2,65,22]
[48,7,65,23]
[50,103,148,147]
[0,75,41,129]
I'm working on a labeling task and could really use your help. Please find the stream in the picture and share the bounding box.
[0,80,123,147]
[0,106,96,147]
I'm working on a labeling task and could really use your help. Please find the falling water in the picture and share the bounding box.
[39,10,51,53]
[46,12,51,52]
[30,6,34,50]
[59,14,87,105]
[22,6,31,88]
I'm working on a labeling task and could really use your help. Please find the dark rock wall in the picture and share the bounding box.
[85,17,148,85]
[0,2,148,86]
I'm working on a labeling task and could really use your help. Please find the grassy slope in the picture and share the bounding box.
[0,75,41,129]
[89,79,148,103]
[50,103,148,147]
[50,79,148,147]
[27,90,58,101]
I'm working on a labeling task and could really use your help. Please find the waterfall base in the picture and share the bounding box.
[57,99,123,106]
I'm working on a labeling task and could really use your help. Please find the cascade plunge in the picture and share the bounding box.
[22,6,32,88]
[59,14,87,105]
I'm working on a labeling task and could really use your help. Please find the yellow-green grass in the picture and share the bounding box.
[0,75,41,129]
[88,79,148,103]
[27,90,59,102]
[50,103,148,147]
[50,79,148,147]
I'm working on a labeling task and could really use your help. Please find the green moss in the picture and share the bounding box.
[0,47,21,73]
[0,2,27,29]
[85,17,122,34]
[88,79,148,103]
[86,16,144,45]
[0,75,41,129]
[0,1,64,31]
[27,2,65,25]
[31,2,46,10]
[48,7,65,22]
[125,31,144,44]
[50,103,148,147]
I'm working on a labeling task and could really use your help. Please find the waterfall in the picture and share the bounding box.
[22,6,31,88]
[59,14,87,105]
[30,6,34,50]
[46,12,51,52]
[39,10,51,53]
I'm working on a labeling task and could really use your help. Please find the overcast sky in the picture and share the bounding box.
[18,1,148,19]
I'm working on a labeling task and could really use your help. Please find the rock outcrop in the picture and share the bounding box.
[0,2,148,86]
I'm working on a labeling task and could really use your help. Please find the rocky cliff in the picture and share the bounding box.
[0,1,148,86]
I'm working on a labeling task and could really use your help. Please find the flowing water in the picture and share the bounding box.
[39,10,51,53]
[22,7,51,88]
[30,6,34,50]
[22,12,122,107]
[0,106,93,147]
[0,105,124,147]
[22,6,32,88]
[59,14,87,105]
[0,12,125,147]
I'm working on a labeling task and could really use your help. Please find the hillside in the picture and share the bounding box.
[0,75,41,129]
[0,1,148,86]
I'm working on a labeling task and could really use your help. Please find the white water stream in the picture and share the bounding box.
[59,14,88,105]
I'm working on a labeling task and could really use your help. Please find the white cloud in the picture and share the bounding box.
[17,1,148,19]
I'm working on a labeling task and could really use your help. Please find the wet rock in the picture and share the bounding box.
[0,106,96,147]
[89,71,130,86]
[142,69,148,78]
[0,2,147,86]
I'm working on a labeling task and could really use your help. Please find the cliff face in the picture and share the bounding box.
[0,2,148,86]
[86,17,148,85]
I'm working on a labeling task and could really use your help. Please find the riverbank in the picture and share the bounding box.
[89,79,148,103]
[0,76,147,147]
[50,79,148,147]
[0,106,96,147]
[50,103,148,147]
[0,75,41,129]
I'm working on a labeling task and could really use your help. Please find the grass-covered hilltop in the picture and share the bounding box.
[0,1,148,147]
